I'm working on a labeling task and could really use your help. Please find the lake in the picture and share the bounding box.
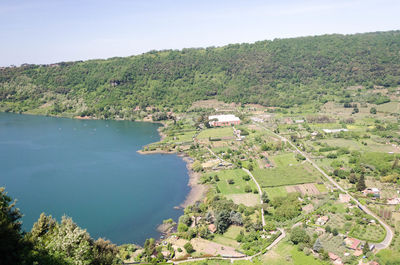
[0,112,190,245]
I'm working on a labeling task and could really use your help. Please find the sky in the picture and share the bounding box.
[1,0,400,66]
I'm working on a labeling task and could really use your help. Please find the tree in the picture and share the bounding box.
[229,211,243,225]
[0,187,26,264]
[290,227,310,245]
[363,242,370,255]
[248,164,254,171]
[215,210,231,234]
[370,107,377,114]
[313,238,323,252]
[30,212,56,239]
[357,173,366,191]
[242,175,250,181]
[325,225,331,233]
[332,228,338,236]
[261,192,270,203]
[348,173,357,184]
[183,242,194,254]
[244,185,252,193]
[263,221,276,231]
[178,223,188,232]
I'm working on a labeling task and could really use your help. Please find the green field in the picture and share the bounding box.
[165,130,197,143]
[262,241,329,265]
[212,225,243,248]
[271,153,299,167]
[318,138,397,153]
[376,101,400,113]
[205,169,257,194]
[197,127,234,139]
[252,163,319,187]
[315,184,328,193]
[263,186,288,199]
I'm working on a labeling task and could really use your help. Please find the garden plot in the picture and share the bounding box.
[349,223,386,243]
[286,183,321,196]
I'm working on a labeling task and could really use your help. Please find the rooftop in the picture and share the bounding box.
[209,114,240,122]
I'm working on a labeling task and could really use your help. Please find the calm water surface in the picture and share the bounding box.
[0,112,189,244]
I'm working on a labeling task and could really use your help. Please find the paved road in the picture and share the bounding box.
[255,122,394,250]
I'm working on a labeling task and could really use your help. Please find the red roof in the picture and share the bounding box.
[329,252,339,260]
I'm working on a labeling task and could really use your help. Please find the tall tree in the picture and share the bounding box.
[0,187,26,264]
[357,173,366,191]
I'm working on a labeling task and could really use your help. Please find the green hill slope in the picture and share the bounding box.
[1,30,399,118]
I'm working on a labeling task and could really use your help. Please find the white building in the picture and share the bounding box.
[322,129,349,133]
[209,114,241,127]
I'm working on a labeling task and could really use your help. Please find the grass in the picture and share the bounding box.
[212,225,243,248]
[264,186,288,199]
[262,241,328,265]
[205,169,257,195]
[315,184,328,193]
[252,163,319,187]
[197,127,234,139]
[270,153,299,167]
[165,130,197,143]
[376,101,400,113]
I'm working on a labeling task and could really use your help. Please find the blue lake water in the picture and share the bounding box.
[0,112,189,245]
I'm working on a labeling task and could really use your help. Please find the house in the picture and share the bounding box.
[344,237,360,250]
[363,188,380,198]
[353,249,363,256]
[316,215,329,226]
[208,114,241,127]
[311,131,319,136]
[339,193,351,203]
[295,119,305,123]
[328,252,339,260]
[208,224,217,233]
[328,253,344,265]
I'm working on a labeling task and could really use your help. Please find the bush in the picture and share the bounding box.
[184,242,194,254]
[227,179,234,185]
[290,227,310,244]
[177,223,188,232]
[242,175,250,181]
[244,185,252,193]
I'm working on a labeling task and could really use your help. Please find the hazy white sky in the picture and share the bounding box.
[1,0,399,66]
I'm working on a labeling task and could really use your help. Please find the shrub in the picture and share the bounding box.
[227,179,234,185]
[242,175,250,181]
[290,227,310,244]
[178,223,188,232]
[184,242,195,254]
[244,185,252,193]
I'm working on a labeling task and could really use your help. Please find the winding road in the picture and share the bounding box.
[255,122,394,250]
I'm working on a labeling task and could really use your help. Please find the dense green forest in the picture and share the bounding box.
[0,31,399,119]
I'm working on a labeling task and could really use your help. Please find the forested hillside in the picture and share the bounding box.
[1,31,399,119]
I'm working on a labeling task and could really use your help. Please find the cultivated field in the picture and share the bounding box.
[252,162,319,187]
[286,183,321,196]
